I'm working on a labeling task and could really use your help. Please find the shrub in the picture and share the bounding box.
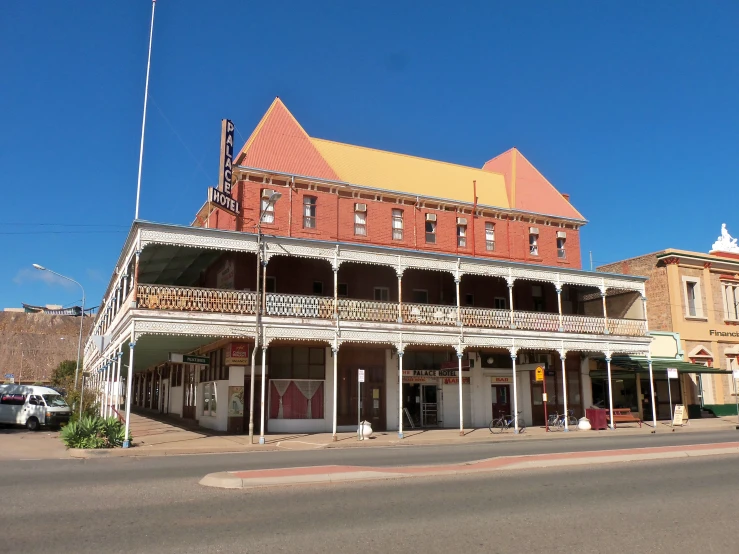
[60,416,130,449]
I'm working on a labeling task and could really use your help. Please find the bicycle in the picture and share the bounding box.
[489,410,526,434]
[547,409,578,431]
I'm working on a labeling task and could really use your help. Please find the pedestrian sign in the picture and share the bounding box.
[535,366,544,382]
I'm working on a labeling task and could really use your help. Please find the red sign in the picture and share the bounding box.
[225,342,250,365]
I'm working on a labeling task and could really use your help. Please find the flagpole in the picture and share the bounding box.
[135,0,156,220]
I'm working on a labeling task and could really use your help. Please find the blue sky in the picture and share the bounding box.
[1,1,737,311]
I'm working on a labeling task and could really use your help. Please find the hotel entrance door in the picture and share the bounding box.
[403,383,441,427]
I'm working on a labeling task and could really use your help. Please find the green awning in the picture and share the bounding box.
[594,356,730,375]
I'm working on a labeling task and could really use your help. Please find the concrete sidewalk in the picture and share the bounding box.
[67,410,739,459]
[200,440,739,489]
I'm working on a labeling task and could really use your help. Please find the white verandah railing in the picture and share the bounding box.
[136,286,646,337]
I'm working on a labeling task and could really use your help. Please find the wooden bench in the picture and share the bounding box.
[606,408,642,428]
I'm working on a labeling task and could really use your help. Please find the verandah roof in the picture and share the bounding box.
[592,356,731,376]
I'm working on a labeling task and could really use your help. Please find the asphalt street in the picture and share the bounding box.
[2,428,738,486]
[2,452,738,553]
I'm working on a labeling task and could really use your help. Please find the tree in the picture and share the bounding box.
[51,360,77,387]
[50,359,98,421]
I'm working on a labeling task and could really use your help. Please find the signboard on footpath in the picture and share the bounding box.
[672,404,685,426]
[208,119,240,216]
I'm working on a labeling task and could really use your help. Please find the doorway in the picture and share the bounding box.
[183,365,197,420]
[491,384,511,420]
[337,347,387,431]
[402,383,441,428]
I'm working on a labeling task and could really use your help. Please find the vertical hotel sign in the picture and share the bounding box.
[208,119,240,215]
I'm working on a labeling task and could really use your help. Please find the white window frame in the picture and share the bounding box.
[303,196,316,229]
[529,233,539,256]
[202,382,217,417]
[457,224,467,247]
[485,222,495,251]
[392,209,404,240]
[374,287,390,302]
[682,276,705,319]
[354,210,367,236]
[557,237,566,259]
[722,281,739,321]
[425,221,436,244]
[261,194,275,224]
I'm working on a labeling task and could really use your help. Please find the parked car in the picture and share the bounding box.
[0,384,72,430]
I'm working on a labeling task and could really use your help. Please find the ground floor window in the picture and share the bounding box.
[270,346,326,380]
[203,382,217,416]
[269,379,324,419]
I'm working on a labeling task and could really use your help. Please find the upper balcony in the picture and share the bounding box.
[85,221,649,364]
[134,285,647,338]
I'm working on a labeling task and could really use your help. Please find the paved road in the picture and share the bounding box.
[2,453,738,553]
[2,429,738,486]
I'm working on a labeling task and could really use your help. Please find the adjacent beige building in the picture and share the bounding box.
[599,225,739,413]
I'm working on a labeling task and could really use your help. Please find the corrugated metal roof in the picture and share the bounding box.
[311,138,509,208]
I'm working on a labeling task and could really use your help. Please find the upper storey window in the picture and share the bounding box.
[303,196,317,229]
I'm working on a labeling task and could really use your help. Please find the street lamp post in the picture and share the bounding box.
[249,191,281,445]
[32,265,86,392]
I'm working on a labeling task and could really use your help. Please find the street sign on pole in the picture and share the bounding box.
[358,369,365,383]
[4,373,13,379]
[667,368,678,379]
[535,366,544,382]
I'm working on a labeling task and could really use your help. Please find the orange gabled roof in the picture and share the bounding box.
[235,98,340,181]
[482,148,585,221]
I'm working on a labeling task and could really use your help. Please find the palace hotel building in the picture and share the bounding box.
[84,98,653,440]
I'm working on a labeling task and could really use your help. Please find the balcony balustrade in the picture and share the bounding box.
[137,285,258,314]
[135,285,647,337]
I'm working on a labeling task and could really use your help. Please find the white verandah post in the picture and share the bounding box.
[398,350,404,439]
[606,355,615,430]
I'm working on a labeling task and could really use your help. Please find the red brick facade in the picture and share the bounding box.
[206,179,582,268]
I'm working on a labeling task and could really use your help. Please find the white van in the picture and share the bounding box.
[0,385,72,430]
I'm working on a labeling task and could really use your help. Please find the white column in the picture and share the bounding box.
[561,352,569,431]
[332,345,338,441]
[556,286,563,332]
[511,352,519,433]
[606,356,615,429]
[647,357,657,429]
[114,348,122,416]
[101,363,109,417]
[123,341,136,448]
[398,351,404,438]
[158,370,163,412]
[457,350,464,435]
[455,277,461,325]
[248,343,257,444]
[259,345,267,445]
[397,272,403,323]
[641,295,649,332]
[333,268,339,318]
[508,281,515,328]
[602,290,609,334]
